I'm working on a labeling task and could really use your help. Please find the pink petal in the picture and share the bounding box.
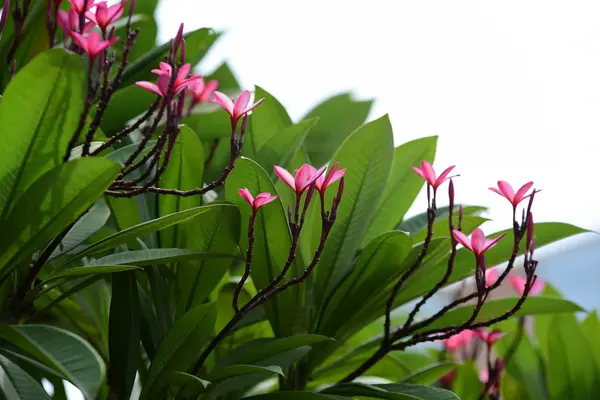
[212,91,235,116]
[274,166,296,191]
[470,228,487,255]
[135,81,163,97]
[489,187,504,197]
[482,233,506,253]
[302,166,326,192]
[233,90,251,119]
[485,268,499,287]
[420,161,437,186]
[487,330,505,344]
[294,164,317,192]
[324,168,346,190]
[200,80,219,102]
[57,10,69,31]
[435,165,455,187]
[411,166,427,180]
[451,230,472,251]
[497,181,515,202]
[253,193,279,210]
[530,279,546,296]
[514,181,534,203]
[321,162,340,189]
[238,188,254,206]
[479,369,489,383]
[84,10,98,25]
[70,31,88,53]
[156,74,170,96]
[508,275,527,295]
[107,2,125,22]
[177,63,191,83]
[242,98,265,115]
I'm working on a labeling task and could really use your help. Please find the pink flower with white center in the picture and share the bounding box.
[136,62,199,98]
[85,1,125,33]
[70,31,119,62]
[189,76,219,106]
[508,274,545,296]
[485,268,499,288]
[452,229,506,259]
[442,329,475,352]
[474,328,505,346]
[69,0,98,14]
[411,160,455,190]
[212,90,264,127]
[238,188,278,214]
[57,9,95,38]
[274,164,326,196]
[489,181,535,208]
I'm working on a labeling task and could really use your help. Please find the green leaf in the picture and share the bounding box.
[410,214,489,244]
[451,362,481,400]
[0,49,85,219]
[582,311,600,385]
[415,296,584,333]
[318,231,412,341]
[166,372,210,398]
[244,393,340,400]
[205,62,240,90]
[314,115,394,309]
[216,335,332,367]
[120,28,220,87]
[225,158,300,337]
[322,382,459,400]
[545,314,599,399]
[363,136,437,245]
[158,126,204,249]
[206,365,284,381]
[43,265,141,282]
[90,248,237,266]
[109,271,140,400]
[0,158,120,274]
[398,205,487,234]
[139,303,216,400]
[67,205,214,262]
[0,325,105,400]
[400,363,457,385]
[0,354,51,400]
[248,86,293,154]
[302,93,373,167]
[100,84,157,135]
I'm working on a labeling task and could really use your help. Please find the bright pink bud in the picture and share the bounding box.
[485,267,499,288]
[213,90,264,127]
[188,76,219,105]
[274,164,326,196]
[314,162,346,195]
[452,228,506,257]
[489,180,535,208]
[442,329,475,352]
[508,274,545,296]
[85,1,125,33]
[474,328,505,345]
[238,188,278,214]
[136,62,199,98]
[411,160,455,190]
[70,30,119,62]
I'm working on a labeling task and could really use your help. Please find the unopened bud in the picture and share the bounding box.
[526,212,534,253]
[448,179,455,213]
[240,115,249,136]
[129,0,136,17]
[179,38,187,63]
[174,23,184,51]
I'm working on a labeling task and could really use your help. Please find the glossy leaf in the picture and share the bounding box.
[0,158,120,274]
[139,303,216,400]
[245,393,340,400]
[314,115,394,308]
[100,84,157,135]
[0,354,52,400]
[0,49,84,219]
[582,311,600,385]
[90,248,238,267]
[322,382,459,400]
[0,325,105,400]
[451,362,481,400]
[400,363,457,385]
[247,86,292,154]
[302,93,373,167]
[398,205,487,234]
[166,372,210,398]
[43,265,141,282]
[206,365,284,381]
[363,136,437,245]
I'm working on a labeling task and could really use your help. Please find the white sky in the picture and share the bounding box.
[156,0,600,244]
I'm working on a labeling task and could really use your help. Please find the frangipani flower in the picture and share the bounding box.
[474,328,505,345]
[213,90,264,126]
[85,1,125,33]
[57,9,95,38]
[189,76,219,105]
[452,229,506,258]
[489,181,534,208]
[509,274,545,296]
[442,329,475,352]
[315,162,346,195]
[411,161,455,190]
[70,31,119,62]
[274,164,326,196]
[69,0,98,14]
[238,188,278,214]
[136,62,199,97]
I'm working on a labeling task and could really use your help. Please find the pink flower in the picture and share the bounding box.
[475,329,505,345]
[485,268,499,288]
[136,62,199,97]
[489,181,534,208]
[57,9,95,37]
[68,0,98,14]
[443,329,475,352]
[315,162,346,195]
[70,31,119,62]
[411,161,455,190]
[452,229,506,257]
[508,274,545,296]
[213,90,264,126]
[238,188,278,214]
[189,76,219,105]
[274,164,326,196]
[85,1,125,33]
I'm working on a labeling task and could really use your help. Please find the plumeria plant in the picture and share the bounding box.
[0,1,594,400]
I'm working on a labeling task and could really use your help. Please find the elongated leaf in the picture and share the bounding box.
[545,314,598,399]
[410,215,488,243]
[43,265,140,281]
[68,206,214,262]
[582,311,600,384]
[140,303,216,400]
[302,93,373,167]
[109,271,140,400]
[322,382,458,400]
[90,248,237,267]
[416,296,584,333]
[205,62,240,90]
[363,136,437,245]
[451,362,481,400]
[398,205,487,234]
[380,383,459,399]
[314,115,394,309]
[245,393,340,400]
[247,86,292,154]
[0,158,120,273]
[0,49,84,219]
[158,126,204,249]
[225,158,300,337]
[99,84,157,135]
[206,365,284,381]
[166,372,210,398]
[400,363,457,385]
[0,325,105,400]
[0,354,51,400]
